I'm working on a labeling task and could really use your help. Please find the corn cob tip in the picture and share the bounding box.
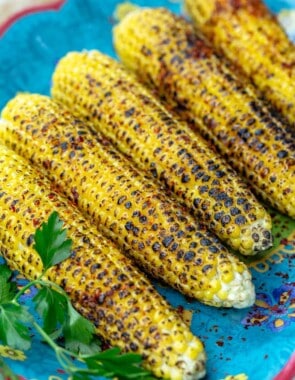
[187,351,207,380]
[215,260,255,308]
[239,216,273,255]
[170,350,206,380]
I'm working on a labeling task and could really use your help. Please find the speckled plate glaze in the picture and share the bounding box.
[0,1,294,379]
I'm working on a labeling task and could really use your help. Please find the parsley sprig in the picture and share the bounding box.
[0,212,155,380]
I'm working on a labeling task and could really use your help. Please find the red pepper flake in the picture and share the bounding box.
[42,159,52,169]
[280,238,289,245]
[48,192,55,200]
[10,204,16,212]
[33,218,40,227]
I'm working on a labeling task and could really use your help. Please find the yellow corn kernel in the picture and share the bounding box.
[217,290,229,301]
[187,343,205,360]
[174,340,189,354]
[208,278,222,294]
[221,271,234,284]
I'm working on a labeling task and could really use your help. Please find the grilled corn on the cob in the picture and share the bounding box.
[51,50,272,255]
[184,0,295,128]
[113,7,295,219]
[0,93,256,309]
[0,142,206,380]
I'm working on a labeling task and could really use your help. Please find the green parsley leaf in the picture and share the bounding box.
[33,286,68,336]
[71,374,93,380]
[83,348,155,379]
[33,211,73,271]
[87,346,121,359]
[63,301,97,355]
[0,264,17,304]
[0,303,32,350]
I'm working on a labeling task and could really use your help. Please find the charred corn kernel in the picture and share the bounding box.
[51,50,272,256]
[0,143,206,380]
[113,7,295,219]
[184,0,295,129]
[1,94,255,309]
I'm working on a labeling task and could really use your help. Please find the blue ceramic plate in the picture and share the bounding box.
[0,1,295,379]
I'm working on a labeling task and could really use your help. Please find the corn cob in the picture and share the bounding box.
[0,93,256,309]
[184,0,295,129]
[113,7,295,219]
[51,50,272,256]
[0,142,206,380]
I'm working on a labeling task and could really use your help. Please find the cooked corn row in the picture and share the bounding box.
[113,7,295,219]
[0,142,206,380]
[51,50,272,256]
[184,0,295,128]
[1,94,255,309]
